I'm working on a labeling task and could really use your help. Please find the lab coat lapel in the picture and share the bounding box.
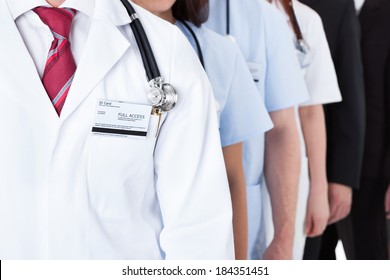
[0,0,58,120]
[60,4,131,120]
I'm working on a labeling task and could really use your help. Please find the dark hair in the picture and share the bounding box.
[172,0,209,27]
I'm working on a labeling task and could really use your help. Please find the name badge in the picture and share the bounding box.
[92,99,152,139]
[247,62,262,83]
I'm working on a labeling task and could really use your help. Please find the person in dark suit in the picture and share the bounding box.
[299,0,366,259]
[350,0,390,259]
[387,186,390,258]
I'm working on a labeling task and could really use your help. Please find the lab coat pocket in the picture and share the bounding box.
[88,114,163,218]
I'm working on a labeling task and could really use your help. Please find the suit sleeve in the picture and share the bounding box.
[154,29,234,259]
[324,0,366,189]
[386,51,390,181]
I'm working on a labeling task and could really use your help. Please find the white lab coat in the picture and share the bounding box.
[0,0,234,260]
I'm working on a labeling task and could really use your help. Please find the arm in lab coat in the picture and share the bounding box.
[153,29,234,260]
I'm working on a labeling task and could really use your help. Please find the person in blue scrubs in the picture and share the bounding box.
[132,0,273,259]
[205,0,309,259]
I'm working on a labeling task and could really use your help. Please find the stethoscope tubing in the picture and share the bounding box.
[226,0,230,35]
[178,20,205,69]
[120,0,161,81]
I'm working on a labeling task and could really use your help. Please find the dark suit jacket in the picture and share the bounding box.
[358,0,390,180]
[300,0,366,189]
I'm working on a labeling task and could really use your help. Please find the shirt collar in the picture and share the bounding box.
[7,0,95,20]
[354,0,365,14]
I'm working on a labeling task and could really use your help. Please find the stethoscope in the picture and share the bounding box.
[225,0,310,62]
[225,0,236,43]
[178,20,205,69]
[286,0,310,56]
[120,0,177,112]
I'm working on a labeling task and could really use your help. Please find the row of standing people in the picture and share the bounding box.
[1,0,388,259]
[140,0,390,260]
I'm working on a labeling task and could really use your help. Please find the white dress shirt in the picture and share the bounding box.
[354,0,365,14]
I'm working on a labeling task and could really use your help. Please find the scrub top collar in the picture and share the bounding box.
[6,0,95,20]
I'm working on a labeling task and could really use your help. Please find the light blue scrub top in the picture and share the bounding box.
[205,0,309,185]
[176,21,273,147]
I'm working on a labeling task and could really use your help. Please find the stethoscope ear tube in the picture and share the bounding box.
[120,0,177,112]
[178,20,205,69]
[226,0,230,35]
[120,0,160,80]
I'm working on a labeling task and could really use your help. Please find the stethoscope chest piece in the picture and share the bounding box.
[295,39,312,68]
[148,77,177,112]
[160,83,177,111]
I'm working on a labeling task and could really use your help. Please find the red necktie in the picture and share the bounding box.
[34,7,77,116]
